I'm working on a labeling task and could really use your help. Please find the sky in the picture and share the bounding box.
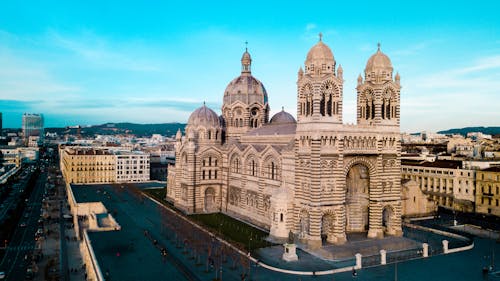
[0,1,499,133]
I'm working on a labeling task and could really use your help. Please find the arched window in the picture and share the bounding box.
[320,94,325,116]
[280,213,284,222]
[232,157,240,173]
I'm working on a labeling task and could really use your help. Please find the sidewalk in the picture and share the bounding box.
[34,189,86,280]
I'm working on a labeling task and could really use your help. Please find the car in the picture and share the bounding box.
[25,268,34,280]
[0,271,5,280]
[19,222,27,227]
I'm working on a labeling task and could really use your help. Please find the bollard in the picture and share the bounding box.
[422,243,429,257]
[442,240,449,254]
[355,253,362,269]
[380,249,387,265]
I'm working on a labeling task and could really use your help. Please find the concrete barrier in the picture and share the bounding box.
[380,250,387,265]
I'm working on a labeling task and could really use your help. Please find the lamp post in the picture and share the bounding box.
[248,236,252,281]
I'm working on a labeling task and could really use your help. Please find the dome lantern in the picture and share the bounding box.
[241,42,252,74]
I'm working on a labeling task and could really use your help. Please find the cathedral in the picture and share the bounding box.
[166,35,403,248]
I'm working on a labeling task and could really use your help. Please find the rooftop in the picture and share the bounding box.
[402,159,463,169]
[482,166,500,172]
[71,182,165,203]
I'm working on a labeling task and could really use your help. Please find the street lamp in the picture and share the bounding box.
[248,236,252,281]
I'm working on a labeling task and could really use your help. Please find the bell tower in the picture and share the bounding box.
[297,34,343,124]
[356,44,401,128]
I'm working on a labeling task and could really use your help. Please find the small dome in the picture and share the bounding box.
[187,104,220,128]
[270,108,296,124]
[305,34,335,67]
[365,44,393,74]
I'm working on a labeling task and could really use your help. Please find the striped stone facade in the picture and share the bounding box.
[167,36,402,248]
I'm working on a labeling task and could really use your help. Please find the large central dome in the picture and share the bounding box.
[223,49,268,105]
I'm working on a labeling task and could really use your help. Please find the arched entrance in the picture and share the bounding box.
[382,205,394,235]
[321,213,335,244]
[345,164,370,232]
[204,187,216,212]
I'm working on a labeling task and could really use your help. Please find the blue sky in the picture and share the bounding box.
[0,1,499,132]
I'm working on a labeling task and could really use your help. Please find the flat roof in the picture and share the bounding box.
[402,159,462,169]
[482,166,500,172]
[71,182,165,203]
[73,184,186,281]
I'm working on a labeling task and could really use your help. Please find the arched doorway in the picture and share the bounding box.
[321,213,335,244]
[204,187,216,212]
[382,205,394,235]
[345,164,370,232]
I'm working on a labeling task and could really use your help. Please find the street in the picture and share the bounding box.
[0,171,46,280]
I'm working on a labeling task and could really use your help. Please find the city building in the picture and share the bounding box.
[401,179,437,217]
[167,37,403,248]
[115,151,150,182]
[401,160,476,212]
[475,167,500,216]
[60,146,150,184]
[0,146,39,166]
[22,113,44,146]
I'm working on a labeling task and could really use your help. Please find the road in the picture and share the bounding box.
[0,168,33,223]
[0,172,46,281]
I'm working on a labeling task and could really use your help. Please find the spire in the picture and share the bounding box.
[395,72,400,85]
[357,74,363,85]
[377,42,381,52]
[175,128,182,141]
[282,106,284,111]
[337,64,343,79]
[319,32,323,42]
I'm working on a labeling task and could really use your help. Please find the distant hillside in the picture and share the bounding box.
[438,126,500,136]
[46,122,186,137]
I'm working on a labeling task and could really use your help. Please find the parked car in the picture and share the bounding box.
[0,271,5,280]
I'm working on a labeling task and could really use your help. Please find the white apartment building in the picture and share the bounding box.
[116,151,150,182]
